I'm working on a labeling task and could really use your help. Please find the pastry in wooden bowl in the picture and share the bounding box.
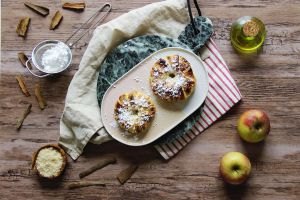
[149,55,196,102]
[32,144,67,179]
[114,91,156,135]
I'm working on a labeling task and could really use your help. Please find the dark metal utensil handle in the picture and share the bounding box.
[187,0,202,34]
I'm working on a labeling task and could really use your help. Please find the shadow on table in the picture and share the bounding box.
[223,181,249,200]
[240,140,266,161]
[232,45,264,65]
[82,140,162,165]
[35,170,65,189]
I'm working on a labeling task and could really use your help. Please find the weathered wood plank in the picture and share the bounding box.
[1,0,300,199]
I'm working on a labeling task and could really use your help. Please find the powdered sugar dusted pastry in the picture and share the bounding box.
[150,55,196,102]
[114,91,156,134]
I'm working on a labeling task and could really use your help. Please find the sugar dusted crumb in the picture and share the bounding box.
[152,122,158,127]
[133,135,139,141]
[133,77,141,83]
[109,120,118,128]
[121,131,131,137]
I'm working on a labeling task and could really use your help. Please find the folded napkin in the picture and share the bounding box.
[155,38,242,159]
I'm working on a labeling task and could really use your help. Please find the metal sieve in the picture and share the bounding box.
[25,3,112,78]
[26,40,72,77]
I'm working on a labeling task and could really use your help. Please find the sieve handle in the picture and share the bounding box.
[65,3,112,48]
[25,58,51,78]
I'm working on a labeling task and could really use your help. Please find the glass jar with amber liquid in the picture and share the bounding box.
[230,16,266,53]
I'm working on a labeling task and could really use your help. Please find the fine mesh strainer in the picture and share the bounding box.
[25,4,111,78]
[26,40,72,77]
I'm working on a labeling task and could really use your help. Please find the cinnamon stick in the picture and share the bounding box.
[16,104,32,130]
[68,181,106,190]
[16,17,30,37]
[16,75,30,96]
[34,83,47,110]
[62,2,86,11]
[18,52,32,69]
[50,11,63,30]
[116,164,138,185]
[24,2,49,16]
[79,156,116,179]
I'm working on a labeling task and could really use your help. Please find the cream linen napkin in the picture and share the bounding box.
[59,0,191,160]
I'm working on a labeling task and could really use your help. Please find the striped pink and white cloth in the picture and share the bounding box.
[154,38,242,160]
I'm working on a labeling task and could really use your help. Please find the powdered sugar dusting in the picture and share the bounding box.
[41,42,70,73]
[109,120,118,128]
[115,92,155,134]
[131,96,150,108]
[150,55,194,101]
[117,107,139,129]
[133,77,141,83]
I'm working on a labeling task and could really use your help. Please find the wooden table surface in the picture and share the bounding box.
[1,0,300,199]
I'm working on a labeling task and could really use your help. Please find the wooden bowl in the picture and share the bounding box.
[32,144,67,180]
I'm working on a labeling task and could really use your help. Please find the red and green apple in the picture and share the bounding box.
[237,109,270,143]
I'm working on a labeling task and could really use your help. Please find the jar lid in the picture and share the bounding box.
[243,20,260,37]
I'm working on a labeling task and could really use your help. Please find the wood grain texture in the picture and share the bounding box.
[1,0,300,199]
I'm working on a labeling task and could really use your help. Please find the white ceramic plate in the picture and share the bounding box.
[101,47,209,146]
